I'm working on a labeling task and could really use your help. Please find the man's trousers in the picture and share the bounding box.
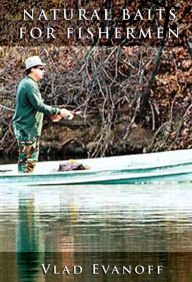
[17,138,39,173]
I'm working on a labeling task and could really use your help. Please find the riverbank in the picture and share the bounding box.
[0,46,191,160]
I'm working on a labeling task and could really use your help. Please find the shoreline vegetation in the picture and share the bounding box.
[0,0,191,162]
[0,45,191,162]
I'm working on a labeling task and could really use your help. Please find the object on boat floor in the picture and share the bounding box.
[58,162,90,171]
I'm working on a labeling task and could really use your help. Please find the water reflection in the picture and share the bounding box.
[1,184,192,253]
[0,184,192,281]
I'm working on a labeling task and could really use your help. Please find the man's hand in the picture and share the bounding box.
[60,108,74,120]
[49,114,62,122]
[49,109,74,122]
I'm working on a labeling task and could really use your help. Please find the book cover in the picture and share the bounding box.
[0,0,192,281]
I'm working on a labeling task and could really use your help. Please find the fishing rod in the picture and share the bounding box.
[0,103,82,115]
[0,103,130,119]
[0,104,15,112]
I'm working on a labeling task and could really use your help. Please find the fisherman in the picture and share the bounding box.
[13,55,73,173]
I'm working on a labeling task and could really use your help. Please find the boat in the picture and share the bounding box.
[1,149,192,185]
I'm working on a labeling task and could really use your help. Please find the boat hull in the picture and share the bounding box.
[1,149,192,185]
[1,165,192,186]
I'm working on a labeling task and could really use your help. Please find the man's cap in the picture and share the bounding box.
[25,56,46,70]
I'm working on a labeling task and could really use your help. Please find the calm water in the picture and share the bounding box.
[1,184,192,281]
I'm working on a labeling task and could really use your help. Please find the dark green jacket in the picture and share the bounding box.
[13,76,61,140]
